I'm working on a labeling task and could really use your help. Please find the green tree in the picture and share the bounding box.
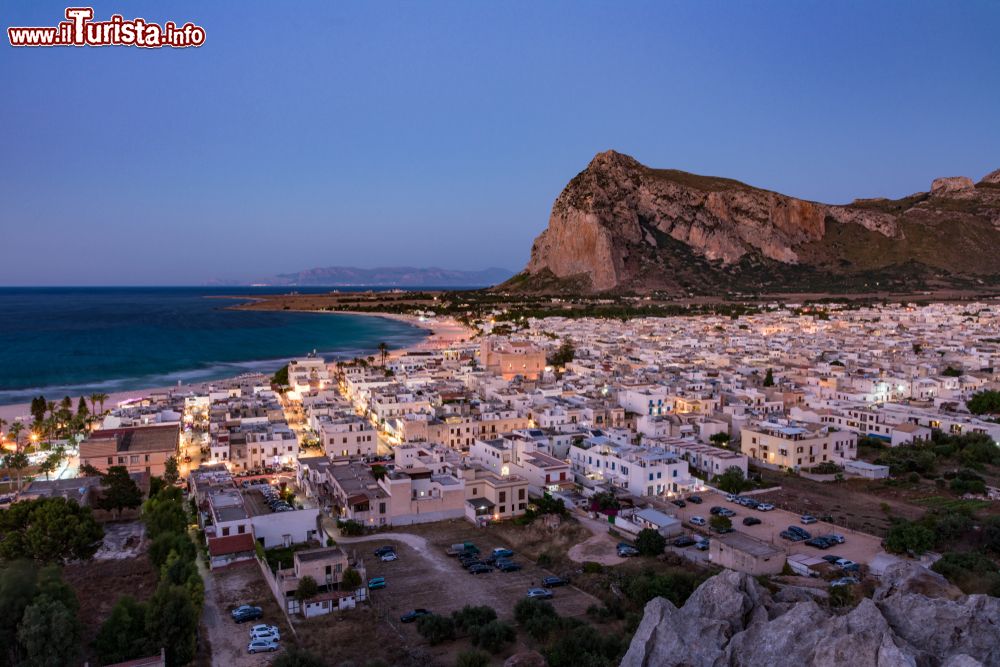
[709,432,730,446]
[967,390,1000,415]
[709,515,733,532]
[143,488,188,538]
[96,466,144,518]
[545,624,627,667]
[76,397,89,418]
[713,466,750,494]
[296,575,319,602]
[546,340,575,367]
[451,605,497,632]
[416,613,455,645]
[763,368,775,387]
[145,583,198,667]
[0,497,104,563]
[272,364,290,387]
[2,450,30,493]
[471,620,515,653]
[635,528,666,557]
[149,531,196,570]
[885,520,936,555]
[93,596,149,665]
[341,567,362,589]
[0,560,40,663]
[378,341,389,367]
[163,456,180,485]
[18,596,81,667]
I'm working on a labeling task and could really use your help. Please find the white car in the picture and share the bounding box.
[380,552,398,562]
[689,516,707,526]
[247,639,278,654]
[756,503,775,511]
[249,625,280,641]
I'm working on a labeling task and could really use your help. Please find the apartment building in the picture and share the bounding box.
[470,434,573,496]
[740,421,857,470]
[480,337,546,380]
[569,437,694,497]
[316,415,377,458]
[654,437,749,478]
[210,422,298,471]
[79,424,179,477]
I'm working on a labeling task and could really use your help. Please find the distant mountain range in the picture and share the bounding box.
[230,266,515,288]
[507,150,1000,294]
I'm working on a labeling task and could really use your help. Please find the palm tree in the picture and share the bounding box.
[2,451,29,493]
[94,392,110,415]
[7,422,24,451]
[89,393,102,415]
[377,342,389,367]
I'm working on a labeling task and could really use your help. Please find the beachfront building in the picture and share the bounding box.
[79,424,180,477]
[287,357,334,399]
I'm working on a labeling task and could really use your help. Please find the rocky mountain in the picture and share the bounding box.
[509,151,1000,294]
[622,562,999,667]
[256,266,513,288]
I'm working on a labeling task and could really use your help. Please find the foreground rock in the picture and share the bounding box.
[621,562,1000,667]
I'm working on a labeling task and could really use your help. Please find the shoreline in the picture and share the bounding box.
[0,311,474,424]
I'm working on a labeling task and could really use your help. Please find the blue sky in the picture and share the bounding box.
[2,0,998,285]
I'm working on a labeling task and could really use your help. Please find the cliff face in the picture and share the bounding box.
[621,562,1000,667]
[516,151,1000,293]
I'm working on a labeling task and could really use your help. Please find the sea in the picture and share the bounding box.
[0,286,431,406]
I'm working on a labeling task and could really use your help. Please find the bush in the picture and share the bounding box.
[828,584,854,608]
[471,620,515,653]
[544,625,628,667]
[455,650,491,667]
[885,520,936,555]
[635,529,666,557]
[337,519,365,536]
[623,569,705,607]
[416,614,455,645]
[931,551,1000,595]
[296,575,319,602]
[582,561,604,574]
[341,568,362,590]
[451,605,497,632]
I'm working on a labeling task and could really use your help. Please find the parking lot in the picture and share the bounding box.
[649,490,887,566]
[357,530,599,631]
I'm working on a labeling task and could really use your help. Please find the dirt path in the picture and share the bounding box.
[566,513,625,566]
[198,557,281,667]
[322,516,452,574]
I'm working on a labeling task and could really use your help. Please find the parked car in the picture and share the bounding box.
[725,494,737,502]
[249,624,279,637]
[497,561,522,572]
[232,606,263,623]
[671,499,687,508]
[247,639,278,654]
[830,576,860,587]
[542,576,567,587]
[374,546,395,557]
[779,530,805,542]
[709,506,724,515]
[718,508,736,518]
[822,533,846,544]
[673,535,697,548]
[689,516,707,526]
[231,604,258,618]
[805,537,832,549]
[469,563,493,574]
[836,559,860,572]
[617,545,640,557]
[400,609,431,623]
[249,626,280,641]
[800,515,818,525]
[688,495,703,504]
[380,552,398,562]
[368,576,386,590]
[822,554,844,564]
[491,547,514,559]
[742,517,762,526]
[526,588,553,600]
[787,526,812,539]
[756,503,775,511]
[695,538,710,551]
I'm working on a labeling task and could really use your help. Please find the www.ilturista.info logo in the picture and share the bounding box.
[8,7,205,48]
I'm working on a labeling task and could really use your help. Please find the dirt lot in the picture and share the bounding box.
[64,551,161,665]
[648,489,887,566]
[201,560,293,666]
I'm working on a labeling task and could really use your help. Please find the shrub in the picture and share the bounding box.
[885,520,936,555]
[471,620,515,653]
[296,575,319,602]
[582,561,604,574]
[451,605,497,632]
[455,650,491,667]
[635,529,666,557]
[828,584,854,608]
[416,614,455,645]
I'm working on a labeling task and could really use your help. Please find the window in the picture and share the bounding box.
[222,527,230,536]
[648,473,654,481]
[518,489,525,500]
[238,525,246,534]
[499,491,506,503]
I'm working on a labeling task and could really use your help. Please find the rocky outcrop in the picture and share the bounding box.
[621,562,1000,667]
[514,151,1000,293]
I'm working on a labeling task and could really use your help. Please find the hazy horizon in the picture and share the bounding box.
[3,0,999,286]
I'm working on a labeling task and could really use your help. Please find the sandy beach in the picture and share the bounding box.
[0,312,475,425]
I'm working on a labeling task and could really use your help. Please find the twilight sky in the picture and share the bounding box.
[2,0,999,285]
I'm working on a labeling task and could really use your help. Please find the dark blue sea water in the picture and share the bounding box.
[0,287,428,405]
